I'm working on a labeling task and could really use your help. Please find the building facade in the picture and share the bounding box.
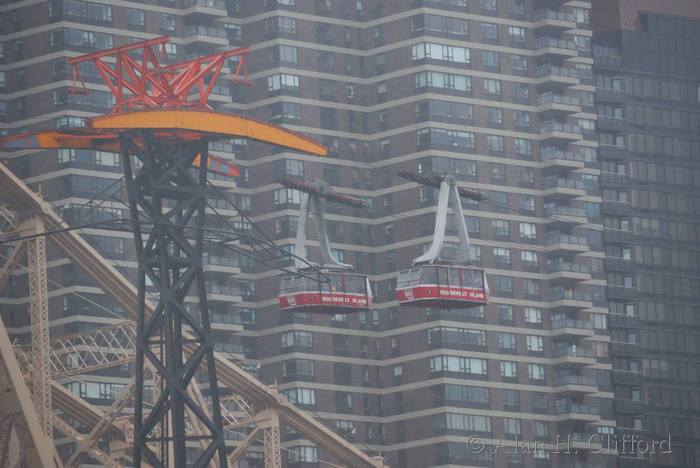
[592,1,700,467]
[0,0,619,467]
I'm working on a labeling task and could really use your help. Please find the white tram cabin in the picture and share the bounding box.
[279,272,373,313]
[396,265,489,308]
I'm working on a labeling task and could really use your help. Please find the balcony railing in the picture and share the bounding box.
[549,289,592,302]
[538,93,581,106]
[540,121,582,134]
[552,345,595,358]
[542,176,584,190]
[184,0,225,7]
[534,9,575,22]
[555,374,595,386]
[536,64,578,78]
[547,261,590,274]
[545,204,586,218]
[545,232,588,246]
[541,148,584,162]
[555,403,599,415]
[551,318,593,330]
[184,24,227,38]
[535,37,576,50]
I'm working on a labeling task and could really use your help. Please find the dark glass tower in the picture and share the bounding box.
[593,1,700,467]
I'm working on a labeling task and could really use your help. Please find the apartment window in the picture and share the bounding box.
[519,222,536,241]
[508,26,526,45]
[125,8,144,29]
[502,391,519,411]
[483,78,501,98]
[513,110,531,128]
[283,359,314,379]
[492,219,509,239]
[526,335,543,353]
[532,392,548,411]
[486,107,503,127]
[411,14,468,39]
[315,23,333,44]
[514,138,532,158]
[414,71,472,94]
[429,355,487,376]
[498,305,513,323]
[512,82,529,103]
[518,167,534,187]
[157,13,175,32]
[523,278,540,298]
[518,195,535,213]
[267,73,299,93]
[501,361,517,379]
[493,276,513,296]
[284,388,315,408]
[493,247,511,267]
[281,330,312,349]
[317,51,335,72]
[488,163,505,183]
[510,54,527,74]
[480,0,496,12]
[498,333,515,351]
[532,421,549,438]
[507,0,524,15]
[482,50,499,70]
[269,102,301,123]
[412,42,470,65]
[480,23,498,43]
[273,188,301,205]
[504,418,521,435]
[573,7,590,25]
[417,128,475,151]
[528,364,545,381]
[487,135,504,154]
[433,413,491,434]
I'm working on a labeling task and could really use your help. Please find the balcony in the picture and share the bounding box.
[547,261,591,283]
[601,199,632,215]
[608,313,638,327]
[603,256,634,272]
[544,232,589,255]
[612,369,643,384]
[183,0,226,18]
[542,175,585,200]
[183,24,228,46]
[549,289,594,310]
[611,341,642,355]
[535,64,579,89]
[545,204,587,229]
[540,121,583,142]
[540,148,585,172]
[538,92,581,117]
[553,345,595,359]
[534,37,578,59]
[614,398,644,412]
[533,10,576,33]
[603,228,636,243]
[554,374,597,394]
[597,116,626,132]
[551,317,593,331]
[596,87,626,102]
[594,53,623,69]
[600,172,630,187]
[555,402,599,422]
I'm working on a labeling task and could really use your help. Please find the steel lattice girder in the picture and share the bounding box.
[120,131,227,468]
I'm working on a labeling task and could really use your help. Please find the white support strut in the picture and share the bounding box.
[294,180,352,271]
[413,175,472,266]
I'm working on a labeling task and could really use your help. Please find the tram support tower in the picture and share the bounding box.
[0,36,327,467]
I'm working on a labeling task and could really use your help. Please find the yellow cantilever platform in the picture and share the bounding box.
[0,109,327,156]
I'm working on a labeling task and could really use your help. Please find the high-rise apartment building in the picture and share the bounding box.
[592,1,700,467]
[1,0,617,467]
